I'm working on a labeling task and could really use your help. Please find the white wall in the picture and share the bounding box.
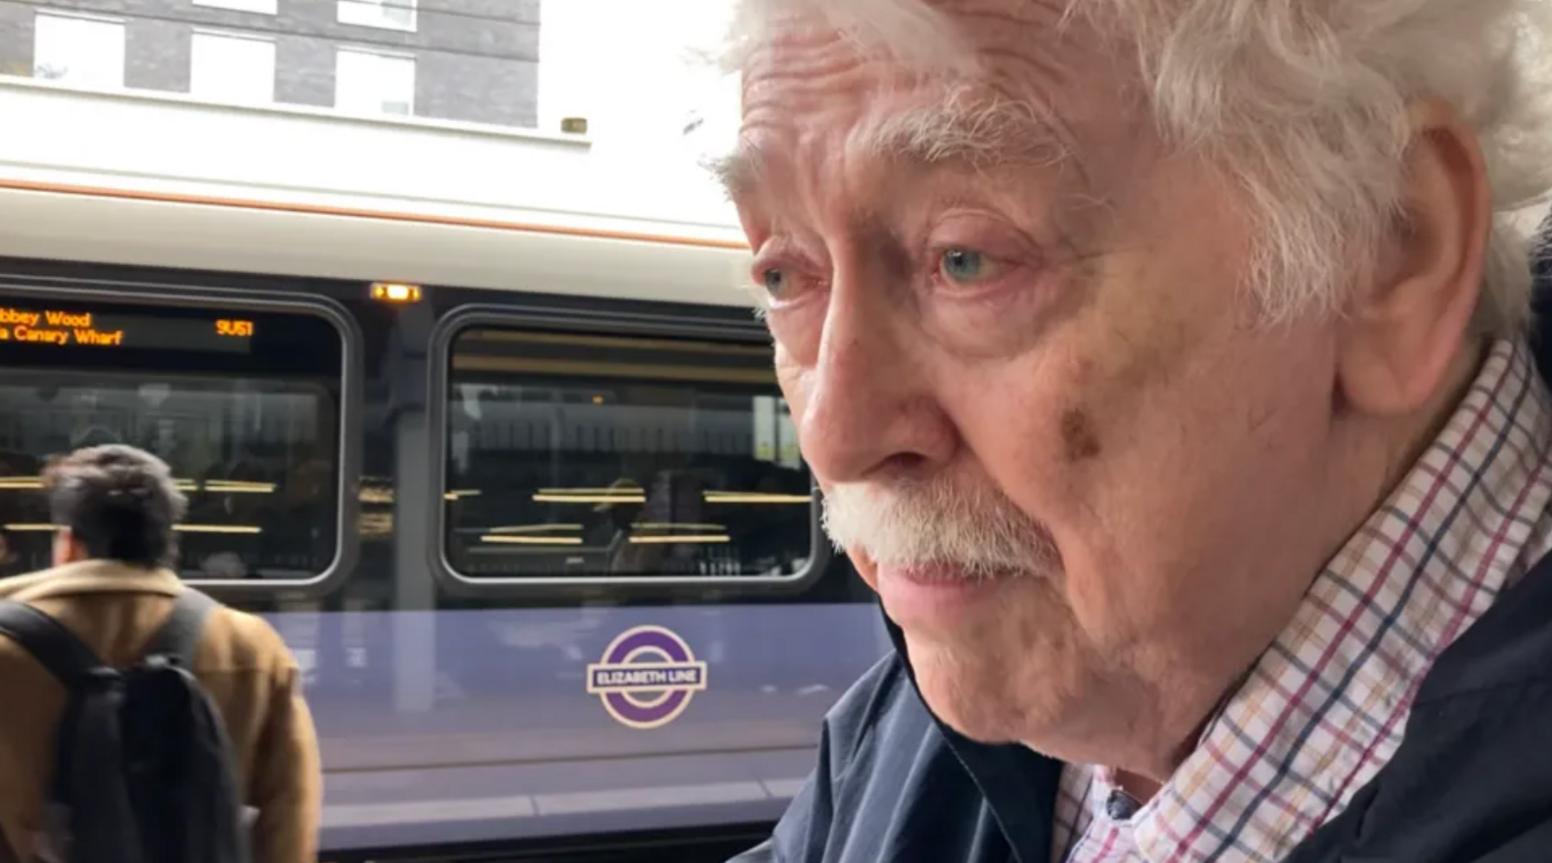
[536,0,742,227]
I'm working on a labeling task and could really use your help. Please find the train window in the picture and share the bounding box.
[0,294,346,584]
[441,326,817,583]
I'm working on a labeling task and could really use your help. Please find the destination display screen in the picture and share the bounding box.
[0,304,255,355]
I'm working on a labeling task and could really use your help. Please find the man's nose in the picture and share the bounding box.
[796,270,956,485]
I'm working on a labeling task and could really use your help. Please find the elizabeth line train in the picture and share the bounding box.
[0,182,892,860]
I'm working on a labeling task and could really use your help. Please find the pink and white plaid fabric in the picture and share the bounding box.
[1051,339,1552,863]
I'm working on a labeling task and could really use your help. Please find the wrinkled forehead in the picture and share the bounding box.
[719,0,1138,199]
[718,88,1081,199]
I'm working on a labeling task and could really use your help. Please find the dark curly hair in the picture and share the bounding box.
[44,445,187,569]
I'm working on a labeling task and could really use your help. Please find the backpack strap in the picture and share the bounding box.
[143,589,218,667]
[0,601,132,863]
[0,600,105,684]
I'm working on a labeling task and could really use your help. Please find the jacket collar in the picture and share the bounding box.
[884,616,1062,863]
[0,559,183,603]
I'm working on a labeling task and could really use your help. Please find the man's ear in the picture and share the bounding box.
[53,528,87,566]
[1337,98,1490,416]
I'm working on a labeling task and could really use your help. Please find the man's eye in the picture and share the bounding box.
[761,267,789,297]
[939,248,989,285]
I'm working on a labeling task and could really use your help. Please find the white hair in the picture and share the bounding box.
[724,0,1552,335]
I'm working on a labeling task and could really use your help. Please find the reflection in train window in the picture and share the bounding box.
[442,327,815,581]
[0,296,344,582]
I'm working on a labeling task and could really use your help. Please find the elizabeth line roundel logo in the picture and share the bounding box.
[586,625,708,729]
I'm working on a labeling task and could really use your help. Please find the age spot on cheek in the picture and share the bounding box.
[1060,407,1102,462]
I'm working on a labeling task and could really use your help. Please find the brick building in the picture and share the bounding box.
[0,0,539,128]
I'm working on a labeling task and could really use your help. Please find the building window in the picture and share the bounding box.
[337,0,416,32]
[192,0,278,15]
[335,49,414,116]
[190,32,275,105]
[32,14,125,89]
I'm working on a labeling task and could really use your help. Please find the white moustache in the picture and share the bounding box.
[820,479,1060,578]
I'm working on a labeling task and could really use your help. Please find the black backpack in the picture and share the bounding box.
[0,589,251,863]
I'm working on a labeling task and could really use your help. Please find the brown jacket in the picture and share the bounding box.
[0,560,321,863]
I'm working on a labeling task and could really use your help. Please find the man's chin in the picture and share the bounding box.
[902,635,1030,744]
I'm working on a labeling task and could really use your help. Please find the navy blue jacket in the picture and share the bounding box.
[732,553,1552,863]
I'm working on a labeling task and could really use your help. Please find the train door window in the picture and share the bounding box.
[439,325,818,584]
[0,294,348,587]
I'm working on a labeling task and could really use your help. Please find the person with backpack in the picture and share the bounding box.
[0,444,321,863]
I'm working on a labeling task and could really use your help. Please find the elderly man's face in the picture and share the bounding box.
[729,2,1361,762]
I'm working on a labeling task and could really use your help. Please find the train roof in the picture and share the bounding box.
[0,80,757,309]
[0,181,757,309]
